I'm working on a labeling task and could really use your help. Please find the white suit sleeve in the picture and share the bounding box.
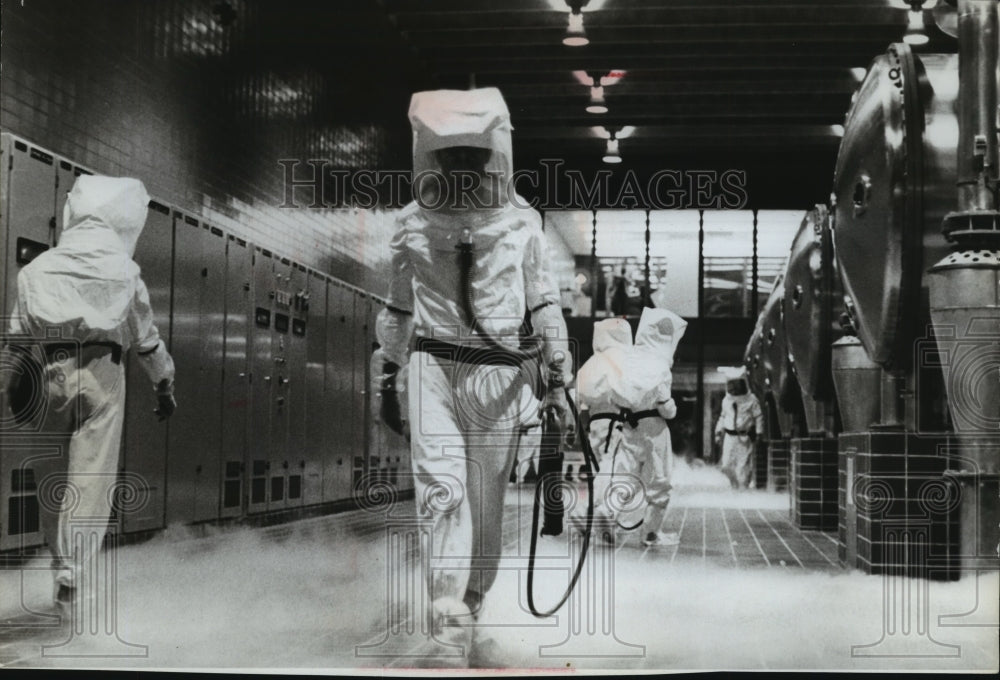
[751,397,764,433]
[714,400,726,437]
[0,298,22,394]
[375,223,414,367]
[653,381,676,419]
[129,276,175,387]
[7,292,25,336]
[523,217,571,382]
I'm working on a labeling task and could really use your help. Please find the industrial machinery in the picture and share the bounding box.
[746,0,1000,574]
[0,133,413,553]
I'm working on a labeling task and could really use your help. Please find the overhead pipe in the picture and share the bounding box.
[926,0,1000,568]
[942,0,1000,239]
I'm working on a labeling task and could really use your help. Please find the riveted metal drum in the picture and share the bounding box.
[783,205,844,402]
[759,273,798,436]
[831,44,957,370]
[744,318,768,405]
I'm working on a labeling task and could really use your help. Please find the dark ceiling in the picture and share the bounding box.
[373,0,955,209]
[235,0,956,209]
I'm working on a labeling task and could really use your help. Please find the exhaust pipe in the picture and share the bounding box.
[928,0,1000,568]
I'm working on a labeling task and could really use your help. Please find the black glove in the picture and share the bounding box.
[154,379,176,420]
[748,428,757,443]
[379,361,405,436]
[539,358,575,438]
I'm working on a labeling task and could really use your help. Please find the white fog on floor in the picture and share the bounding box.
[0,457,996,673]
[480,552,999,672]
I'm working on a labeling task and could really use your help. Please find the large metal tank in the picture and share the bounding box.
[757,273,800,438]
[783,205,844,434]
[743,320,768,408]
[831,44,958,374]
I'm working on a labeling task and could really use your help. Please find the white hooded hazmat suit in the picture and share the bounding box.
[571,308,685,540]
[374,88,570,642]
[6,175,175,600]
[574,318,632,521]
[618,307,686,537]
[715,366,763,489]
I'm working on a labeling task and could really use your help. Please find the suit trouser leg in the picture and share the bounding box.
[33,354,125,594]
[408,356,521,620]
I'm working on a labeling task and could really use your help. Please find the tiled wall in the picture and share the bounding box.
[766,438,790,492]
[1,0,418,293]
[790,437,838,530]
[838,433,960,579]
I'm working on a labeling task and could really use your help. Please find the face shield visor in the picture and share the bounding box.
[726,379,749,396]
[408,88,513,213]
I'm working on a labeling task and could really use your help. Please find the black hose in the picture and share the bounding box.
[457,235,545,396]
[455,235,595,617]
[617,517,644,531]
[526,386,600,618]
[608,437,644,532]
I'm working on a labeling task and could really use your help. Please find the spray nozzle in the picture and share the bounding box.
[460,228,472,245]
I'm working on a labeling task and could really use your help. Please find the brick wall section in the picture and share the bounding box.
[0,0,415,294]
[754,441,768,489]
[838,432,960,580]
[790,437,838,530]
[766,438,790,492]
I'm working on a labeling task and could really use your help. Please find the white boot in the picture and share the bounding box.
[642,530,680,547]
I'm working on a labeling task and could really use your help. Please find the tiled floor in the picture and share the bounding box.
[651,505,840,570]
[0,469,995,672]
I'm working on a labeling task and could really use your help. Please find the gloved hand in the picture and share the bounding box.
[656,397,677,420]
[563,417,577,448]
[748,427,757,443]
[539,358,574,437]
[154,379,176,421]
[379,361,406,436]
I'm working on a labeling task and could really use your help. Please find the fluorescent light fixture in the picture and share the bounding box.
[563,11,589,46]
[603,138,621,163]
[545,0,608,11]
[903,4,929,45]
[586,85,607,113]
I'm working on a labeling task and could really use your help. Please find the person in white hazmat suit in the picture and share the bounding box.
[2,176,176,612]
[572,317,632,532]
[373,87,571,666]
[571,308,685,547]
[714,366,763,489]
[620,307,686,547]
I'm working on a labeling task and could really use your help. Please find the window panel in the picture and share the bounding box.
[702,210,754,318]
[755,210,802,309]
[648,210,699,317]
